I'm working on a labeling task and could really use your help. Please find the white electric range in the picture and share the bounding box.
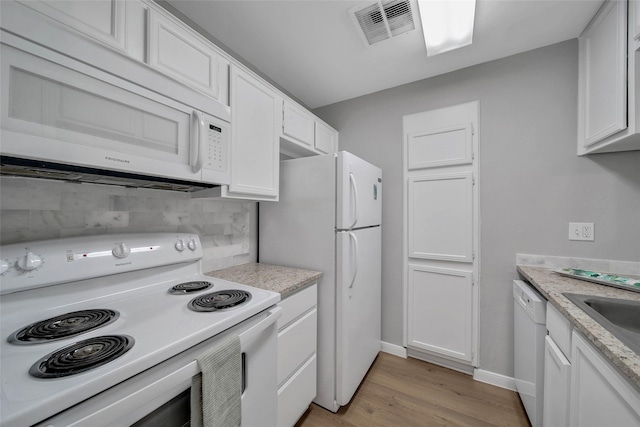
[0,233,280,427]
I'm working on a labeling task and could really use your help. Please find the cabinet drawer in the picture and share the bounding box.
[277,355,317,427]
[546,302,571,357]
[277,309,317,386]
[278,284,317,330]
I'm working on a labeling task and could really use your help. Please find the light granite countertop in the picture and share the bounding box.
[517,265,640,391]
[205,263,321,298]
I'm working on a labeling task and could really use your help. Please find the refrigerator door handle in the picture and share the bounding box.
[348,231,359,290]
[349,173,359,229]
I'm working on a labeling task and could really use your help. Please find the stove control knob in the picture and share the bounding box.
[175,239,186,252]
[1,259,11,275]
[112,243,130,259]
[17,252,43,271]
[187,239,198,251]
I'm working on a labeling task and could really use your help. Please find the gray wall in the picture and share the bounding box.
[0,177,257,273]
[314,40,640,376]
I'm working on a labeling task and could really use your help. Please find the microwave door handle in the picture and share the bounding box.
[191,110,205,173]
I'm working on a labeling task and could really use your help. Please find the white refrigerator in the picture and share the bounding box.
[259,151,382,412]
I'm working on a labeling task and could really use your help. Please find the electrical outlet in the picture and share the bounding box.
[569,222,595,241]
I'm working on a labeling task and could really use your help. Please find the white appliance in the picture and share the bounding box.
[0,32,231,191]
[513,279,547,427]
[259,151,382,412]
[0,233,281,427]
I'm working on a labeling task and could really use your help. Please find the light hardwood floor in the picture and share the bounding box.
[296,352,530,427]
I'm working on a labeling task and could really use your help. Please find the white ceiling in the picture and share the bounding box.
[166,0,604,109]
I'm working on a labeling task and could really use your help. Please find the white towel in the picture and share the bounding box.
[191,336,242,427]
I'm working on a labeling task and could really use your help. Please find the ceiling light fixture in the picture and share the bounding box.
[417,0,477,57]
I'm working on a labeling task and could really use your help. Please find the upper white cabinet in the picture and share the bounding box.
[578,0,640,154]
[14,0,127,52]
[148,8,226,102]
[281,100,339,158]
[0,0,229,114]
[283,100,315,147]
[315,120,338,154]
[221,66,281,201]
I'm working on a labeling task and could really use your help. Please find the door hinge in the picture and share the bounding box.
[472,151,475,160]
[471,123,475,136]
[472,250,476,260]
[472,176,476,186]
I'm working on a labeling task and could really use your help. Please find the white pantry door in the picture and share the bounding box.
[403,101,479,369]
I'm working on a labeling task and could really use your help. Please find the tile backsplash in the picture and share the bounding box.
[0,177,256,272]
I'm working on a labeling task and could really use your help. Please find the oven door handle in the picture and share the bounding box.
[239,307,281,349]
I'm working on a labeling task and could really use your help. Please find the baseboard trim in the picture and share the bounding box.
[380,341,407,358]
[407,348,474,375]
[473,368,517,391]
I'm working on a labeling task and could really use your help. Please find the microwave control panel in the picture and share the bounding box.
[204,122,228,172]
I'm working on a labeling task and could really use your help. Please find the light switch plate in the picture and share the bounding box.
[569,222,594,241]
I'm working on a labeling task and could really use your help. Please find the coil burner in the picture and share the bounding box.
[29,335,134,378]
[8,309,119,344]
[188,290,252,312]
[168,281,213,294]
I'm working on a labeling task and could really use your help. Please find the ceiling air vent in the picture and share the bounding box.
[351,0,415,47]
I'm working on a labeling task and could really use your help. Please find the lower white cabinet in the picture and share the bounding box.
[570,331,640,427]
[276,284,317,427]
[543,302,640,427]
[542,335,571,427]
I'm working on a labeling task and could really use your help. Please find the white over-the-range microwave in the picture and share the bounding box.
[0,33,231,191]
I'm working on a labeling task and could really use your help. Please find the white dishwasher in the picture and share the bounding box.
[513,280,547,427]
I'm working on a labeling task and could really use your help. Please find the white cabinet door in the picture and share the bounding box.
[407,265,473,362]
[148,8,224,101]
[223,66,280,201]
[408,173,473,263]
[15,0,126,51]
[579,0,627,147]
[543,336,570,427]
[283,100,314,147]
[570,331,640,427]
[403,101,479,368]
[315,120,338,154]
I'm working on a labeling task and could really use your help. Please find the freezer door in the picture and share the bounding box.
[336,227,381,407]
[337,152,382,230]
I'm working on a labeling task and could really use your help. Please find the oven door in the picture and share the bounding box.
[35,307,281,427]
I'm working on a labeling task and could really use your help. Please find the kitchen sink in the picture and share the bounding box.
[563,293,640,355]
